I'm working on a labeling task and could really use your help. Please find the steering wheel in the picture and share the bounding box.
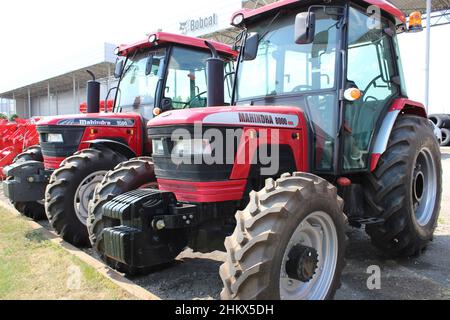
[182,91,207,109]
[291,85,314,93]
[361,75,383,102]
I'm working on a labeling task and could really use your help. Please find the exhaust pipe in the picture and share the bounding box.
[205,41,224,107]
[86,70,100,113]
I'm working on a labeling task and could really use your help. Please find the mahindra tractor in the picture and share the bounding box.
[2,32,236,247]
[90,0,442,300]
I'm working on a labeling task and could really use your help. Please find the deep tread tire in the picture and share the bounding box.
[87,157,156,253]
[45,148,127,247]
[9,145,46,220]
[220,172,347,300]
[364,115,442,257]
[440,128,450,146]
[429,114,450,129]
[13,145,43,163]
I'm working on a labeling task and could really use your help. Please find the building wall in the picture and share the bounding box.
[398,23,450,114]
[15,98,28,117]
[22,79,116,117]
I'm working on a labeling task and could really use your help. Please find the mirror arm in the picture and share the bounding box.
[231,29,248,105]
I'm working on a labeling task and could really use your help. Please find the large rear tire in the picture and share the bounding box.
[440,128,450,146]
[364,115,442,257]
[45,148,126,247]
[9,145,46,221]
[220,172,347,300]
[87,157,156,253]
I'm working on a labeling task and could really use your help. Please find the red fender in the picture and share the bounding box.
[370,98,427,171]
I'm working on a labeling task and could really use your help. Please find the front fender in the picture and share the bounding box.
[87,139,136,159]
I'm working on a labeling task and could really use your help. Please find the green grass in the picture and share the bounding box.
[0,207,135,300]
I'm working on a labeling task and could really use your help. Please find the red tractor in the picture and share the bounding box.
[3,32,236,247]
[91,0,440,300]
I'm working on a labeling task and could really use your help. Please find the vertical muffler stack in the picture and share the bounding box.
[86,70,100,113]
[205,41,224,107]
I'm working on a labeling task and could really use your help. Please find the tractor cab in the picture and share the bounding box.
[34,33,236,170]
[231,0,416,175]
[112,32,236,121]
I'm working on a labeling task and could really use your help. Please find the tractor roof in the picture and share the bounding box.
[117,32,237,57]
[232,0,406,25]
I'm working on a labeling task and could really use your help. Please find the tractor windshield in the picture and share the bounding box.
[115,48,166,119]
[164,46,234,109]
[115,46,234,117]
[236,8,343,172]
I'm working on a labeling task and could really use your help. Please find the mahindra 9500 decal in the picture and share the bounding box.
[57,118,135,127]
[203,112,299,128]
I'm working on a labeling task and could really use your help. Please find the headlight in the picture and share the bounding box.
[232,13,244,27]
[172,139,211,157]
[47,133,63,143]
[152,139,164,155]
[148,34,158,43]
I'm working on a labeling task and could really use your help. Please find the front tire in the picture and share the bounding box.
[364,115,442,257]
[220,172,347,300]
[87,157,156,255]
[45,148,126,247]
[9,145,46,221]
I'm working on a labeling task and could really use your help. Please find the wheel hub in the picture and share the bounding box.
[413,170,424,202]
[74,171,107,225]
[412,148,438,227]
[285,245,319,283]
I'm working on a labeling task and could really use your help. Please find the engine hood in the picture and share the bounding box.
[37,113,140,127]
[148,106,305,129]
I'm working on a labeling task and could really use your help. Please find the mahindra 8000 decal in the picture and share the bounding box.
[203,112,299,128]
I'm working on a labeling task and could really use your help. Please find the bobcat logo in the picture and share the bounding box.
[179,20,189,35]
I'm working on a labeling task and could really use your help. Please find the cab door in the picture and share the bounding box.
[341,6,400,172]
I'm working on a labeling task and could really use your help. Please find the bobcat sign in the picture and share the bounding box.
[179,14,219,35]
[166,0,241,37]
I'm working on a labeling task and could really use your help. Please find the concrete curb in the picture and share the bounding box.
[0,200,161,301]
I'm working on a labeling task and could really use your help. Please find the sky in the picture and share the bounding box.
[0,0,240,93]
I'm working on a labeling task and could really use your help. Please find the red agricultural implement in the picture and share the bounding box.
[0,119,40,179]
[79,100,114,114]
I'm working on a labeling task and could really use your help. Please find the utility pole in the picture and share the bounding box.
[424,0,431,112]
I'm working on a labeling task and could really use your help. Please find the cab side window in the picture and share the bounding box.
[343,6,399,170]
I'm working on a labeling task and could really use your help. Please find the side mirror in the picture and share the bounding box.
[114,58,124,79]
[145,55,154,76]
[295,11,316,44]
[243,32,259,61]
[160,97,173,111]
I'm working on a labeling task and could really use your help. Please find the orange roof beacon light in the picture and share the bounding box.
[408,11,423,32]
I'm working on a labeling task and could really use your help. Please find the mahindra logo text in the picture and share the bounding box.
[238,113,292,126]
